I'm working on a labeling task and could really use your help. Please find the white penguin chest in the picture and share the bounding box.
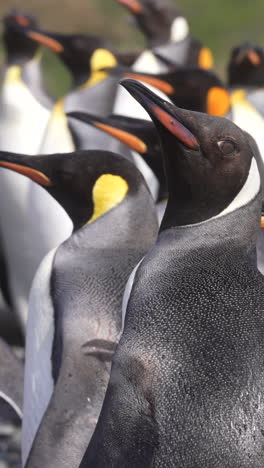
[0,77,50,154]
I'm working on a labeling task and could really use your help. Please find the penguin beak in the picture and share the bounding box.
[235,49,261,66]
[22,27,64,53]
[109,66,175,95]
[121,79,200,150]
[116,0,143,14]
[0,154,52,187]
[68,112,147,154]
[14,15,31,27]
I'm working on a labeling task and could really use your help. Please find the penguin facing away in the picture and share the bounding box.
[0,149,158,468]
[0,10,53,327]
[79,81,264,468]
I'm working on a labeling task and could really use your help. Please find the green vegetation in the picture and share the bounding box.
[0,0,264,96]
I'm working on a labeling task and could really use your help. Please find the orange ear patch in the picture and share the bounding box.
[124,73,174,96]
[94,122,147,153]
[207,87,230,117]
[0,162,52,186]
[27,31,64,53]
[261,217,264,229]
[15,16,31,27]
[198,47,214,70]
[150,104,199,149]
[117,0,143,14]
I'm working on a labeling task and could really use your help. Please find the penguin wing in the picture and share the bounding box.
[0,337,24,419]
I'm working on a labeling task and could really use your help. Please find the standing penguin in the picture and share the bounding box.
[0,10,53,326]
[0,26,118,328]
[80,81,264,468]
[116,0,214,71]
[0,149,158,468]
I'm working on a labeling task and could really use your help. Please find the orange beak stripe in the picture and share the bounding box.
[207,87,230,117]
[150,104,199,150]
[0,162,52,186]
[117,0,143,14]
[94,122,147,153]
[124,73,174,96]
[247,50,261,66]
[15,16,31,27]
[27,31,64,53]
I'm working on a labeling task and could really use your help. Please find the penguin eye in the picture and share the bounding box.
[217,139,237,156]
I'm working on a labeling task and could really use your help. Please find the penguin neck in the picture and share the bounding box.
[2,52,53,110]
[71,70,91,89]
[159,190,261,267]
[67,183,157,251]
[161,155,261,231]
[64,73,118,115]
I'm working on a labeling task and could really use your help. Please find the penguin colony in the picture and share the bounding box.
[0,0,264,467]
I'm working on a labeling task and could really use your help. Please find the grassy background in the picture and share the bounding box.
[0,0,264,97]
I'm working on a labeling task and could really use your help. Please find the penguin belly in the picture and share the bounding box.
[22,248,57,466]
[0,76,51,326]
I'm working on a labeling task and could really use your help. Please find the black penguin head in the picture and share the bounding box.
[0,150,145,231]
[67,112,167,200]
[18,26,111,86]
[121,79,260,229]
[158,67,230,116]
[109,65,230,116]
[2,9,39,65]
[228,42,264,87]
[116,0,187,47]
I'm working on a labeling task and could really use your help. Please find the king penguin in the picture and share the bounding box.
[116,0,214,71]
[0,10,53,327]
[80,80,264,468]
[228,42,264,88]
[0,148,158,468]
[0,27,119,329]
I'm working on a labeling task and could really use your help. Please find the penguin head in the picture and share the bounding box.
[121,79,260,229]
[228,42,264,87]
[2,9,39,65]
[67,112,167,200]
[116,0,188,47]
[110,65,230,116]
[18,26,112,86]
[0,150,147,231]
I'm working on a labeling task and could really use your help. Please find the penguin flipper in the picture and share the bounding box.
[0,337,24,419]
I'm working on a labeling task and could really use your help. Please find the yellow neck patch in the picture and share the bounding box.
[230,89,248,106]
[88,174,128,224]
[5,66,22,84]
[83,49,117,89]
